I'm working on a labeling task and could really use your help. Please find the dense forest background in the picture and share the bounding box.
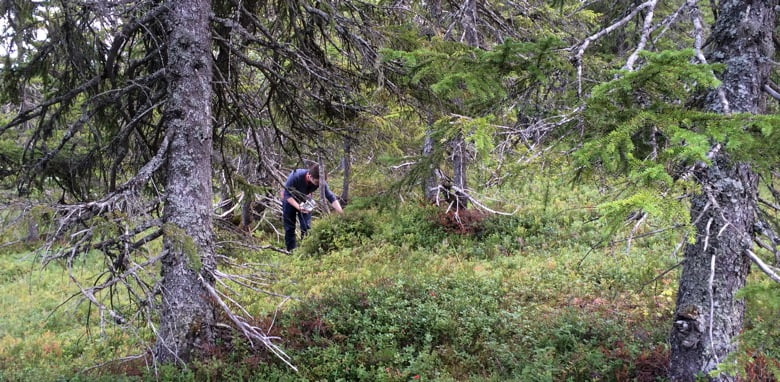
[0,0,778,380]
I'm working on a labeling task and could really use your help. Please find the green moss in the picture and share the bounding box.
[163,223,203,272]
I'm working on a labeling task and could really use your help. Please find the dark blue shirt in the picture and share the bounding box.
[283,169,336,204]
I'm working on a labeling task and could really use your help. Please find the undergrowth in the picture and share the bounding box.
[1,164,778,381]
[246,274,671,381]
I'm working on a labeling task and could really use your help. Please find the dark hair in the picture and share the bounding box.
[308,163,320,180]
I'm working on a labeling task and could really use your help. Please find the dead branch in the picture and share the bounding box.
[765,83,780,101]
[431,184,517,215]
[47,128,172,247]
[572,0,657,97]
[216,239,289,255]
[200,275,298,371]
[625,212,648,255]
[746,249,780,283]
[623,0,658,71]
[759,197,780,211]
[650,0,693,44]
[638,259,684,292]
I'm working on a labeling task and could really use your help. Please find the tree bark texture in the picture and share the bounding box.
[422,127,438,203]
[702,0,777,115]
[155,0,217,364]
[461,0,479,47]
[341,135,352,203]
[669,1,776,380]
[669,158,758,381]
[318,155,331,212]
[451,131,469,210]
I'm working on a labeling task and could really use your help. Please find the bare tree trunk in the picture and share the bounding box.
[451,131,468,210]
[25,218,39,243]
[422,126,438,203]
[240,194,253,230]
[155,0,217,364]
[461,0,479,47]
[669,1,776,380]
[341,134,352,204]
[318,154,331,212]
[450,0,479,209]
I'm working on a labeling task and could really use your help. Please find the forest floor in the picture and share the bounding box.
[1,168,777,381]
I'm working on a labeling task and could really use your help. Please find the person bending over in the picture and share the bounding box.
[281,164,343,251]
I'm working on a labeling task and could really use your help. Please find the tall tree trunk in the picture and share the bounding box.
[451,131,468,210]
[461,0,479,47]
[155,0,217,364]
[669,158,758,381]
[240,196,253,230]
[422,124,438,203]
[318,154,331,212]
[669,1,776,380]
[341,134,352,204]
[450,0,479,209]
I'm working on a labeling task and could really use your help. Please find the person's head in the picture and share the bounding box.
[306,164,320,186]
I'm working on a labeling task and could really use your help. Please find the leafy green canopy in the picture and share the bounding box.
[575,49,780,228]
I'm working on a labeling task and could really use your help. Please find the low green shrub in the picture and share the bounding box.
[250,274,670,381]
[381,204,451,250]
[727,280,780,380]
[299,210,379,255]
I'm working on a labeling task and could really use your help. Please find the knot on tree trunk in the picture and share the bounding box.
[673,304,703,349]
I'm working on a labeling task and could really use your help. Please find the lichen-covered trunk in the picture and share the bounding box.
[669,159,757,381]
[669,1,775,380]
[155,0,216,364]
[341,135,352,203]
[422,126,438,203]
[461,0,479,47]
[451,131,468,210]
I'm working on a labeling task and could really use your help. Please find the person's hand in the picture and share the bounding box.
[300,200,315,213]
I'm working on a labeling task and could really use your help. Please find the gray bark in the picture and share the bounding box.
[669,1,776,380]
[702,0,777,115]
[422,127,438,203]
[240,194,253,229]
[155,0,217,364]
[669,158,758,381]
[450,0,478,209]
[451,131,468,210]
[341,135,352,203]
[318,154,331,212]
[461,0,479,47]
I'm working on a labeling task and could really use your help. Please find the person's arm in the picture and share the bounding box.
[321,183,343,213]
[330,199,343,213]
[286,196,305,212]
